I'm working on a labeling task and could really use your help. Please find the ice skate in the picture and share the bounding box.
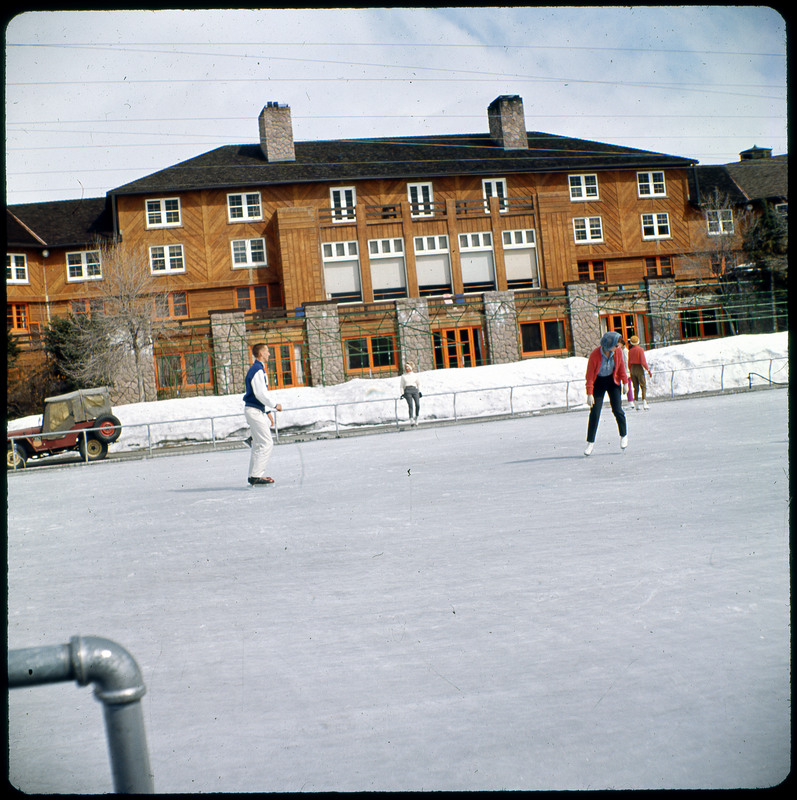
[620,435,628,450]
[584,442,594,456]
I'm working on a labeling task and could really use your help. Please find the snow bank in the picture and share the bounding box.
[9,332,788,451]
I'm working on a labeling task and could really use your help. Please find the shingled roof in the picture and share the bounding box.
[688,154,788,208]
[6,197,114,248]
[725,154,788,203]
[109,131,697,196]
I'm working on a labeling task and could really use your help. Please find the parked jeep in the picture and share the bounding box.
[7,388,122,469]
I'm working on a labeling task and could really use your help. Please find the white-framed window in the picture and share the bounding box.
[146,197,181,228]
[573,216,604,243]
[482,178,508,213]
[149,244,185,274]
[458,232,496,290]
[66,250,102,282]
[6,254,28,284]
[706,209,734,236]
[502,229,540,288]
[637,171,666,197]
[407,182,434,217]
[641,213,671,240]
[368,237,407,300]
[227,192,262,222]
[321,240,361,301]
[568,174,599,201]
[414,235,452,295]
[231,238,267,268]
[330,187,356,222]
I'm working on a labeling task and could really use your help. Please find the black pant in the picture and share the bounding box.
[403,387,420,419]
[587,375,627,442]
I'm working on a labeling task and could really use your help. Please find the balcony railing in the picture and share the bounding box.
[319,196,535,226]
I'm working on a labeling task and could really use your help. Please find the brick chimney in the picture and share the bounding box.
[259,102,295,162]
[488,95,528,150]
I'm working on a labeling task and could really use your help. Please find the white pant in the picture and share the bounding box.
[244,406,274,478]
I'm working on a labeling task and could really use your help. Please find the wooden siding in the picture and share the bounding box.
[9,166,709,320]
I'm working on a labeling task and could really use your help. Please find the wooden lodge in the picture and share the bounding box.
[6,95,785,403]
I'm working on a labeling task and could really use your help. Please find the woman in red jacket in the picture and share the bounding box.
[584,330,629,456]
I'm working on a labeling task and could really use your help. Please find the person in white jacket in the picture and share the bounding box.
[400,363,421,426]
[243,343,283,486]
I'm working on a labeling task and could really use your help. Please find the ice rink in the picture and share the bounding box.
[6,387,790,793]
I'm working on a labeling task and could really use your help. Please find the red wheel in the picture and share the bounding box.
[94,414,121,443]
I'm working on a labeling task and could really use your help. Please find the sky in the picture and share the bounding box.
[4,6,787,207]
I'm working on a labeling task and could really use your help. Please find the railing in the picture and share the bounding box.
[8,636,154,793]
[8,356,785,467]
[318,196,536,226]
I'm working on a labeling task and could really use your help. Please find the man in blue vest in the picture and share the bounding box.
[243,343,283,486]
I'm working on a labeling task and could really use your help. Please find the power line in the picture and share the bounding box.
[7,41,786,57]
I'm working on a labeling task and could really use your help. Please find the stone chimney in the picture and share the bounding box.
[488,95,528,150]
[259,102,295,162]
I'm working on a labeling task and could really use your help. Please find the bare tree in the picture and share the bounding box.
[67,239,175,403]
[682,187,753,279]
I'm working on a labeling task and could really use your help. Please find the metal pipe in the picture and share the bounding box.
[8,635,154,794]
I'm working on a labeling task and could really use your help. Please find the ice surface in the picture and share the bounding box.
[6,384,790,793]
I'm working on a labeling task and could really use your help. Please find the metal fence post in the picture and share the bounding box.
[8,635,154,793]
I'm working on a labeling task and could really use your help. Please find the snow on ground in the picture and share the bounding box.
[5,333,791,793]
[8,332,789,450]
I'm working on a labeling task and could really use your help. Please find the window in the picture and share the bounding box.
[154,291,188,319]
[414,235,452,296]
[408,182,434,217]
[645,256,674,278]
[6,254,28,284]
[433,327,484,369]
[322,241,361,302]
[706,209,734,236]
[269,343,307,388]
[156,351,213,393]
[680,307,727,340]
[502,229,540,289]
[7,303,29,332]
[150,244,185,274]
[568,174,599,201]
[520,320,567,355]
[709,253,738,275]
[146,198,181,228]
[368,238,407,300]
[344,335,397,374]
[482,178,508,213]
[641,212,670,240]
[71,299,105,317]
[637,171,666,197]
[573,217,603,243]
[227,192,262,222]
[236,284,280,312]
[577,260,606,282]
[231,238,267,268]
[458,232,495,292]
[603,313,637,345]
[66,250,102,282]
[330,187,356,222]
